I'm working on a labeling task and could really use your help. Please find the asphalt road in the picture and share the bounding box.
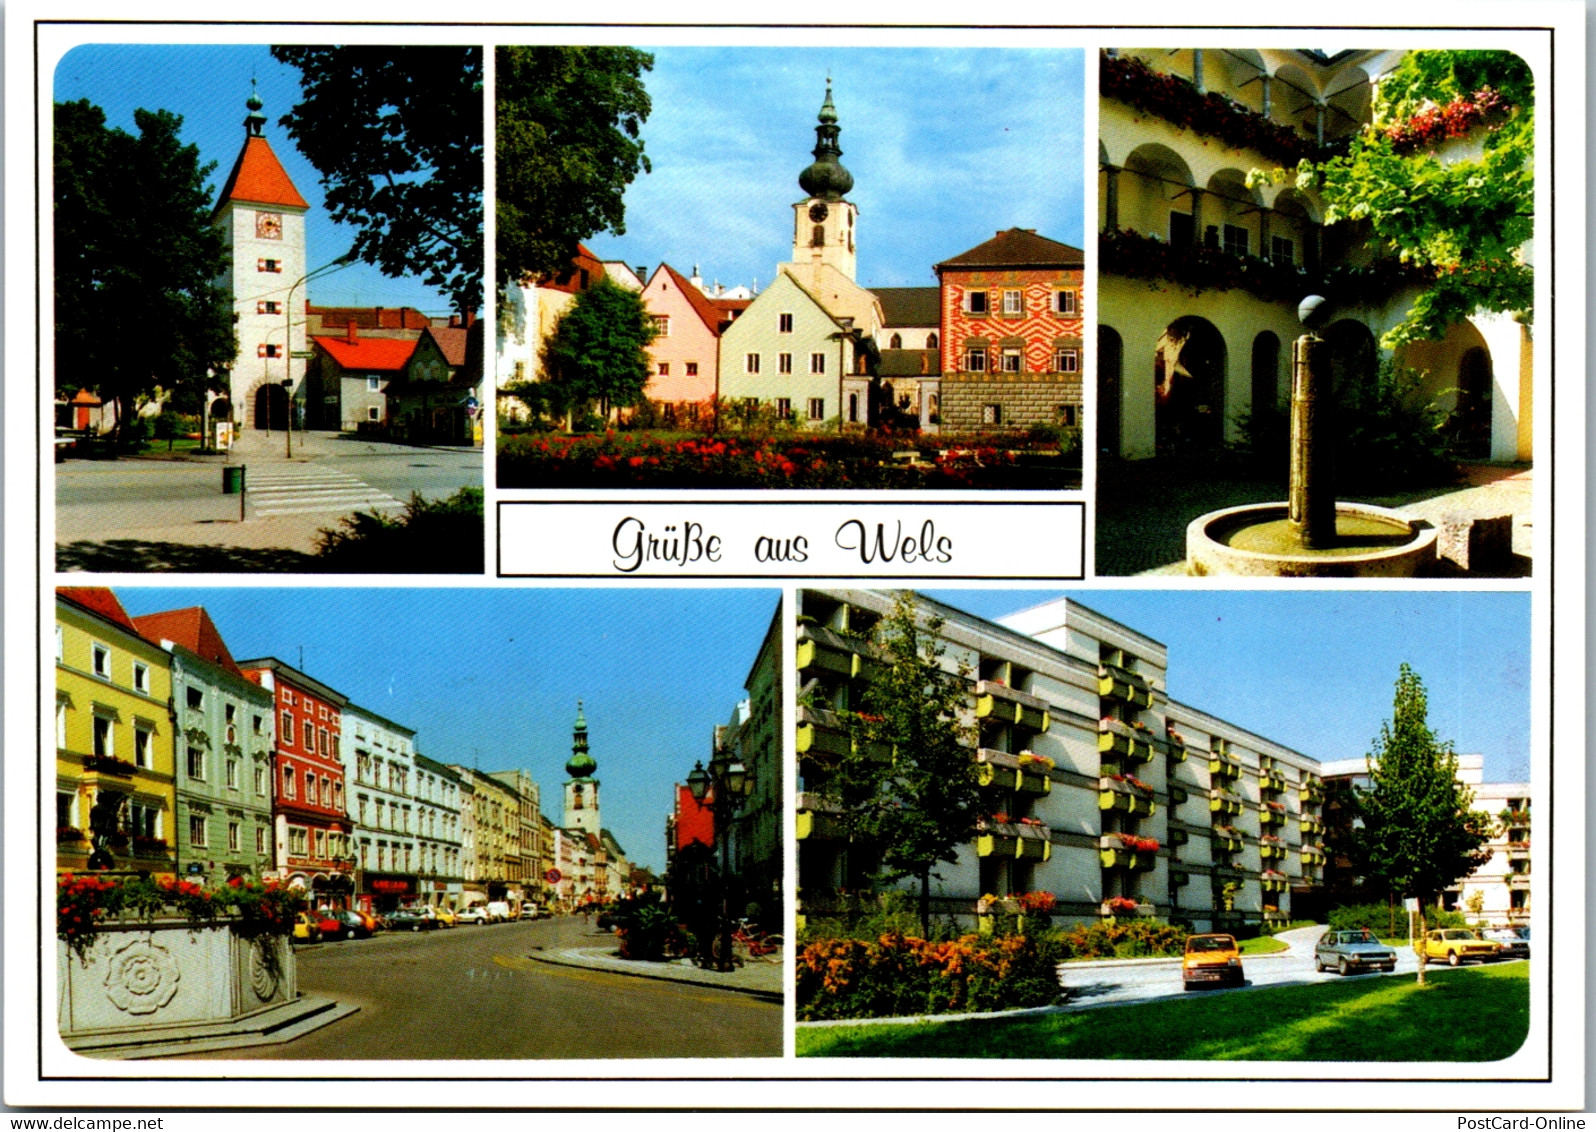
[177,915,781,1061]
[55,431,481,568]
[1059,931,1523,1011]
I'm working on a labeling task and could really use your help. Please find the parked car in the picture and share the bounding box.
[456,906,491,925]
[1483,927,1529,960]
[425,905,457,928]
[386,907,438,932]
[486,901,512,923]
[521,902,539,921]
[1182,933,1243,990]
[326,910,374,940]
[292,912,322,944]
[350,908,382,934]
[1420,928,1499,966]
[1314,929,1399,975]
[313,911,345,937]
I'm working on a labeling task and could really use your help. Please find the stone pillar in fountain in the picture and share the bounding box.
[1288,331,1335,548]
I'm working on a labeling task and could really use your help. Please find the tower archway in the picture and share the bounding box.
[1154,316,1227,450]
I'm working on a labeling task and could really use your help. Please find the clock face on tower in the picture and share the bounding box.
[255,211,283,240]
[808,202,829,223]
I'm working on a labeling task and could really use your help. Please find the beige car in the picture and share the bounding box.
[1419,928,1500,966]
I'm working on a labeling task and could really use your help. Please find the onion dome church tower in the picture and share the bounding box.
[212,84,310,431]
[792,79,858,282]
[562,701,601,836]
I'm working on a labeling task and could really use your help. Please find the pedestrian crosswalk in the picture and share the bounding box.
[244,466,407,518]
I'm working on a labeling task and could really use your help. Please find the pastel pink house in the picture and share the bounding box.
[639,264,745,411]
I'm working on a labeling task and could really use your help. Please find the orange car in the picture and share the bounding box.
[1183,933,1244,990]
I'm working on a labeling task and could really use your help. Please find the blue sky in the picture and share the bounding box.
[925,589,1532,784]
[114,588,780,873]
[54,43,471,318]
[586,47,1086,292]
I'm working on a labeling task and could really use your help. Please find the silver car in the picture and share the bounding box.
[1315,929,1399,975]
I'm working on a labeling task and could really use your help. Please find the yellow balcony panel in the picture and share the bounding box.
[1259,843,1285,861]
[975,819,1052,861]
[796,792,846,841]
[796,706,890,763]
[1260,772,1287,793]
[1260,806,1286,827]
[1300,817,1325,835]
[1091,718,1155,763]
[975,680,1051,733]
[795,624,881,681]
[1099,777,1157,817]
[974,749,1053,795]
[1097,664,1154,709]
[1209,756,1242,781]
[1209,790,1244,816]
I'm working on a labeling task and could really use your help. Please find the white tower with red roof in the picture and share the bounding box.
[212,86,310,429]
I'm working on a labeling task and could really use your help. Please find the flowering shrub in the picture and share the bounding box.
[796,931,1066,1020]
[57,873,307,959]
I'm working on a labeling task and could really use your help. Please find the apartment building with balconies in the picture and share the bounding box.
[797,589,1345,934]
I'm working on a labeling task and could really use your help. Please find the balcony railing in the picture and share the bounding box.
[1300,817,1325,835]
[1098,834,1158,871]
[1508,873,1531,888]
[1209,754,1243,782]
[795,705,890,763]
[1098,718,1156,764]
[1260,873,1289,894]
[1097,664,1153,710]
[795,792,846,841]
[1210,789,1244,816]
[1100,777,1157,817]
[975,818,1052,861]
[975,681,1050,733]
[796,624,880,682]
[975,749,1052,795]
[1258,841,1286,861]
[1259,771,1287,793]
[1260,804,1286,827]
[1210,826,1243,853]
[83,754,136,777]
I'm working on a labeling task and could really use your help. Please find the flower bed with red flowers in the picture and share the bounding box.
[57,873,307,959]
[1100,51,1337,166]
[1384,88,1515,153]
[498,431,1078,489]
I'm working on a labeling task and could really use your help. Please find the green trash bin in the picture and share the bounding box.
[222,465,246,494]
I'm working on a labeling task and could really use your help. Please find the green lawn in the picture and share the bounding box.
[1238,935,1289,955]
[797,962,1528,1061]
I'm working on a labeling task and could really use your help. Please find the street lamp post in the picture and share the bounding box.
[687,748,753,972]
[282,252,357,457]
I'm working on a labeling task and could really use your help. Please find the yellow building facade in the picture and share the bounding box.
[56,589,177,879]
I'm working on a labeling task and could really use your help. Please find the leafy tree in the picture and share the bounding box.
[539,276,656,419]
[1354,664,1492,983]
[495,46,653,296]
[827,593,982,937]
[1257,50,1533,347]
[54,100,237,443]
[270,46,483,318]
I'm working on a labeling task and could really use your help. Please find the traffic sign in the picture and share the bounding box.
[544,868,562,883]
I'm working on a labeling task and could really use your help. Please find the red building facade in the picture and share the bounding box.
[237,657,353,906]
[935,228,1086,432]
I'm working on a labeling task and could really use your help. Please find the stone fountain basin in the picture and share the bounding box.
[1186,501,1438,577]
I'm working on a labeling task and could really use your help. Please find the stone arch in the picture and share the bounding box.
[1455,346,1493,459]
[889,333,902,349]
[1155,315,1227,449]
[253,382,289,431]
[1251,331,1283,415]
[1098,325,1124,458]
[1123,143,1196,242]
[926,332,938,350]
[1324,318,1378,398]
[1204,168,1262,255]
